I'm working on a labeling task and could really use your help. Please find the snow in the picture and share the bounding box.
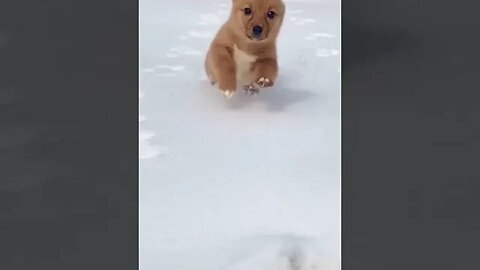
[140,0,340,269]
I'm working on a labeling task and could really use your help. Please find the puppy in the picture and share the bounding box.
[205,0,286,97]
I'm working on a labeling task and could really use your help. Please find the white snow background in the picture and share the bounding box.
[140,0,340,269]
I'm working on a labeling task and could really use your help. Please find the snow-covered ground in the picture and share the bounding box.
[140,0,340,269]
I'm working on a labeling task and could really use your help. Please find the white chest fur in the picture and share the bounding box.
[233,45,257,84]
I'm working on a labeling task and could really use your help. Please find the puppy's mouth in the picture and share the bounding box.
[246,34,267,41]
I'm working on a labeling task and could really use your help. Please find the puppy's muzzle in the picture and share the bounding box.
[252,25,263,37]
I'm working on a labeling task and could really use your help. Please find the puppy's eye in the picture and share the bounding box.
[243,8,252,16]
[267,11,276,19]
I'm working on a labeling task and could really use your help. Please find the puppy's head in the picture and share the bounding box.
[230,0,285,42]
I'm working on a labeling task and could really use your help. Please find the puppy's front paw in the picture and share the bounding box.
[243,84,259,95]
[218,80,236,98]
[220,89,235,98]
[255,77,274,88]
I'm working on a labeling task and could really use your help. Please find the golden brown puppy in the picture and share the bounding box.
[205,0,286,97]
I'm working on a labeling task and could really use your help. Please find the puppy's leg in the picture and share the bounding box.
[204,53,217,85]
[208,44,237,97]
[250,58,278,89]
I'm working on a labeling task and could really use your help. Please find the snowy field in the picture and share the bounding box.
[140,0,340,269]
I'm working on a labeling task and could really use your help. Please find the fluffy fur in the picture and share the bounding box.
[205,0,286,97]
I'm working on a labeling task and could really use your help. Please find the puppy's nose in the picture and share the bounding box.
[252,25,263,36]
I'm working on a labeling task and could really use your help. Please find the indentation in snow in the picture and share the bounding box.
[188,30,213,38]
[170,46,202,56]
[198,14,223,25]
[155,65,185,71]
[306,33,336,40]
[315,48,340,57]
[165,52,179,58]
